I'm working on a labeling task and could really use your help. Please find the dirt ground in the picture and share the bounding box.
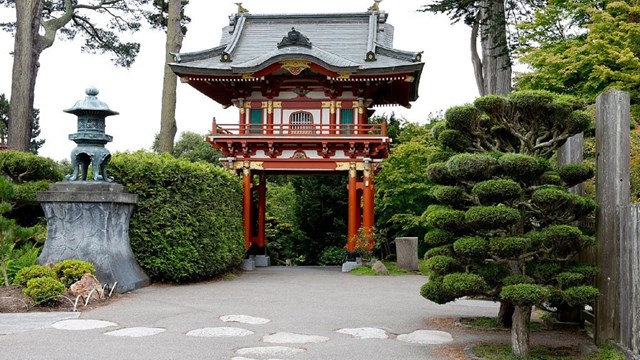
[0,285,120,313]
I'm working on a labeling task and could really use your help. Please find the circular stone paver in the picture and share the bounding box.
[186,327,253,337]
[104,327,166,337]
[262,332,329,344]
[336,327,388,339]
[396,330,453,345]
[220,314,271,325]
[235,346,306,357]
[51,319,118,331]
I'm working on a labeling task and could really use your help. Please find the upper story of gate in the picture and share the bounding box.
[169,5,424,172]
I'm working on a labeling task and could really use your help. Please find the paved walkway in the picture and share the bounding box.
[0,267,585,360]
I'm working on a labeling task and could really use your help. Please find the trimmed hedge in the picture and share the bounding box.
[500,284,549,306]
[558,164,594,187]
[110,152,244,283]
[472,179,523,205]
[447,153,496,181]
[52,259,95,287]
[13,265,55,286]
[465,206,521,230]
[22,277,66,306]
[453,236,487,259]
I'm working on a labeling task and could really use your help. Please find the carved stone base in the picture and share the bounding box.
[37,182,149,293]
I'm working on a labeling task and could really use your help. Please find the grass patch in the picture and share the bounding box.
[471,342,625,360]
[418,259,430,275]
[472,344,578,359]
[349,261,411,276]
[460,317,542,331]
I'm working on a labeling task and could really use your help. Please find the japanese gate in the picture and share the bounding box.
[170,3,424,256]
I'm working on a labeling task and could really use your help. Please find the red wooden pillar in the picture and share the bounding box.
[347,163,358,252]
[357,100,366,135]
[239,101,246,134]
[363,163,375,250]
[266,101,274,135]
[242,166,252,249]
[256,173,267,248]
[329,101,337,135]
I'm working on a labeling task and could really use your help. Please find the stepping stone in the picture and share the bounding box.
[220,314,270,325]
[336,327,388,339]
[104,327,165,337]
[51,319,117,331]
[262,332,329,344]
[235,346,305,357]
[186,327,253,337]
[396,330,453,344]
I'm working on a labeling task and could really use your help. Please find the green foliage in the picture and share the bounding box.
[420,277,456,304]
[569,264,599,280]
[453,237,487,259]
[153,131,222,164]
[431,185,466,206]
[472,179,523,205]
[424,229,455,247]
[13,264,54,286]
[500,284,549,306]
[465,206,521,230]
[489,237,530,258]
[447,153,496,181]
[317,246,348,266]
[52,259,95,287]
[498,154,548,183]
[109,152,244,282]
[426,162,454,185]
[562,286,599,307]
[556,272,585,289]
[438,129,472,152]
[558,164,595,187]
[502,275,535,286]
[425,209,466,232]
[22,277,66,306]
[0,151,62,184]
[444,105,481,131]
[427,150,454,164]
[443,272,487,297]
[531,225,587,257]
[424,245,452,259]
[0,94,45,153]
[5,243,40,284]
[424,255,458,276]
[528,262,562,284]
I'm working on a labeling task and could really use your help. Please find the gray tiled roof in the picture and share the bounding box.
[170,11,423,75]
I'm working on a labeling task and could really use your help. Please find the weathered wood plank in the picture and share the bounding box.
[595,89,631,345]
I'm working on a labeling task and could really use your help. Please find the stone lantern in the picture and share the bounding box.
[64,87,116,181]
[37,88,149,293]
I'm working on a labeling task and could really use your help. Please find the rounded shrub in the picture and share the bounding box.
[318,246,348,265]
[427,151,454,165]
[424,229,455,247]
[556,272,585,289]
[528,262,562,284]
[569,265,599,280]
[498,154,548,183]
[430,122,447,140]
[426,162,454,185]
[453,236,487,259]
[443,272,487,297]
[22,277,66,306]
[0,151,63,183]
[438,129,472,152]
[465,206,521,230]
[500,284,549,306]
[424,255,458,276]
[566,110,592,133]
[52,259,95,287]
[489,237,530,258]
[13,265,55,286]
[431,185,466,206]
[425,209,466,232]
[424,245,452,259]
[532,225,583,256]
[444,105,479,131]
[420,277,456,304]
[472,179,523,205]
[447,153,497,181]
[562,286,599,307]
[539,171,563,186]
[503,275,535,286]
[110,152,244,283]
[558,164,594,188]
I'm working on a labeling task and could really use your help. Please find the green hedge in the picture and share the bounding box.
[109,152,244,283]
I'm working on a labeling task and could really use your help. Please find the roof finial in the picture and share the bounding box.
[368,0,382,12]
[234,2,249,14]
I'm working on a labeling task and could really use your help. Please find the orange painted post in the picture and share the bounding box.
[363,164,375,250]
[257,173,267,248]
[242,166,252,249]
[329,101,337,135]
[239,105,246,134]
[347,163,358,252]
[266,102,274,135]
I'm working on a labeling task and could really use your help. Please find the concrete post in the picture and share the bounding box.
[395,237,419,271]
[595,89,631,345]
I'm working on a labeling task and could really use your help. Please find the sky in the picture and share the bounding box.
[0,0,479,161]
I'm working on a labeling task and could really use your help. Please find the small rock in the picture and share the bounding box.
[69,274,104,302]
[371,261,389,276]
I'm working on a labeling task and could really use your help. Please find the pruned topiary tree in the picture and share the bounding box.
[420,90,597,357]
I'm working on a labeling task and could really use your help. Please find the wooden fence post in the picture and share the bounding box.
[595,89,631,345]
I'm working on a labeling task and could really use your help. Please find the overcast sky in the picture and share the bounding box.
[0,0,478,161]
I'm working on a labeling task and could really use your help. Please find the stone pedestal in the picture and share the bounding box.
[254,255,271,267]
[37,182,149,293]
[341,261,361,273]
[395,237,419,271]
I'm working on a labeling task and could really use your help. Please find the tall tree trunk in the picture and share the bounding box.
[511,305,532,357]
[470,12,485,96]
[158,0,184,154]
[497,301,514,327]
[479,0,511,95]
[8,0,44,152]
